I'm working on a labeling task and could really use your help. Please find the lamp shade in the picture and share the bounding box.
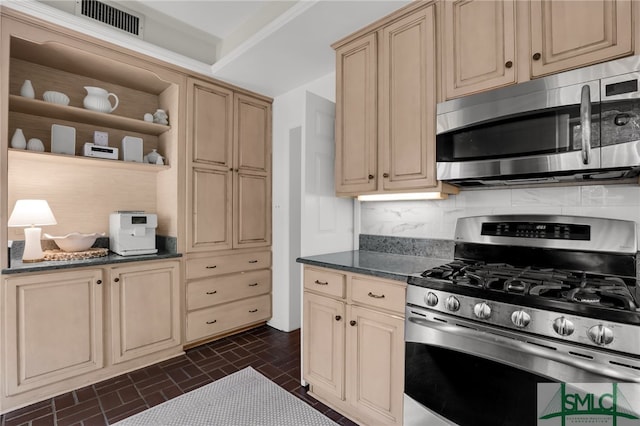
[8,200,57,227]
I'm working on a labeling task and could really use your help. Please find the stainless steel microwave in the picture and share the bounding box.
[436,55,640,187]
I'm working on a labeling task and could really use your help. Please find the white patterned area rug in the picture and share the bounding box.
[113,367,338,426]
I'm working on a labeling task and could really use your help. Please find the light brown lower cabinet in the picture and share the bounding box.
[109,261,181,364]
[303,266,405,426]
[1,259,183,414]
[184,250,272,346]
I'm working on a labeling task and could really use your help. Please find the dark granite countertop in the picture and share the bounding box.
[296,250,450,282]
[2,250,182,275]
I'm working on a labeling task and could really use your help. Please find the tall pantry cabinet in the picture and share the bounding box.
[184,77,272,347]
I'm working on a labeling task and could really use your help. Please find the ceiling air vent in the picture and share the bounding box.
[75,0,144,38]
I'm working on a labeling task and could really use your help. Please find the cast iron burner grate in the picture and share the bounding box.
[420,261,638,311]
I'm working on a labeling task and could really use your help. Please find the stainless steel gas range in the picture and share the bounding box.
[403,214,640,426]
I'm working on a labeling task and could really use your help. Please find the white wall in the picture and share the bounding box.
[269,72,339,332]
[361,184,640,243]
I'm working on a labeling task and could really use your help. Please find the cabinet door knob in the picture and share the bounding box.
[368,174,374,180]
[383,172,389,178]
[114,278,120,283]
[350,320,357,326]
[505,60,513,68]
[532,52,541,61]
[335,315,342,321]
[96,279,102,285]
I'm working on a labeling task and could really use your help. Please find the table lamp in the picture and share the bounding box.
[8,200,57,263]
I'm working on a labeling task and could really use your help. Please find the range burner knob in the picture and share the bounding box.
[445,296,460,312]
[425,292,439,307]
[553,317,575,336]
[473,302,491,319]
[511,310,531,328]
[588,324,614,346]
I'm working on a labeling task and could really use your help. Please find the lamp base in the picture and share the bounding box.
[22,226,44,263]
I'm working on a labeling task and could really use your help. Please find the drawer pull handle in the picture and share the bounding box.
[249,309,258,313]
[206,290,217,295]
[248,283,259,287]
[314,280,329,286]
[206,265,217,269]
[206,320,217,324]
[368,292,385,299]
[248,260,258,264]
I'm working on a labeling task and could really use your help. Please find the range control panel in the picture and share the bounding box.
[481,222,591,240]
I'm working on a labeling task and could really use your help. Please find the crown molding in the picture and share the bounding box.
[210,0,319,75]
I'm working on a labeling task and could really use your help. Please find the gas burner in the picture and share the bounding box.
[454,272,485,288]
[503,278,532,293]
[567,288,601,304]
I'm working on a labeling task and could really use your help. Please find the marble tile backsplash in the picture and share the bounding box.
[360,185,640,242]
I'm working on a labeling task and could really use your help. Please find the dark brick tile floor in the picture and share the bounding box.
[0,326,358,426]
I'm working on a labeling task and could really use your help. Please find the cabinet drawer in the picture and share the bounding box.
[186,251,271,280]
[304,267,345,298]
[350,275,405,314]
[186,269,271,311]
[186,294,271,342]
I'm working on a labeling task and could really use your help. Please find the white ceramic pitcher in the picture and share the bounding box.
[83,86,119,113]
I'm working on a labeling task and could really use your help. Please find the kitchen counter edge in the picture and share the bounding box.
[296,250,451,283]
[2,251,182,275]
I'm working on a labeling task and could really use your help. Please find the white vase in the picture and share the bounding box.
[146,149,160,164]
[20,80,35,98]
[27,138,45,152]
[11,128,26,149]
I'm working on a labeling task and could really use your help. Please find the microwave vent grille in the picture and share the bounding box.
[75,0,144,38]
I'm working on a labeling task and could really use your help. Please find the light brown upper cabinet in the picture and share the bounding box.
[186,78,272,252]
[233,94,272,249]
[335,3,449,196]
[441,0,634,100]
[335,33,378,194]
[442,0,517,99]
[529,0,633,78]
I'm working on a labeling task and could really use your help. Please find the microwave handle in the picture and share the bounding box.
[580,84,592,165]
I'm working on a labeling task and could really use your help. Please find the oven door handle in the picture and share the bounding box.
[408,316,640,383]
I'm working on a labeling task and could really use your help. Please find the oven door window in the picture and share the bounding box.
[405,342,554,426]
[436,106,600,163]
